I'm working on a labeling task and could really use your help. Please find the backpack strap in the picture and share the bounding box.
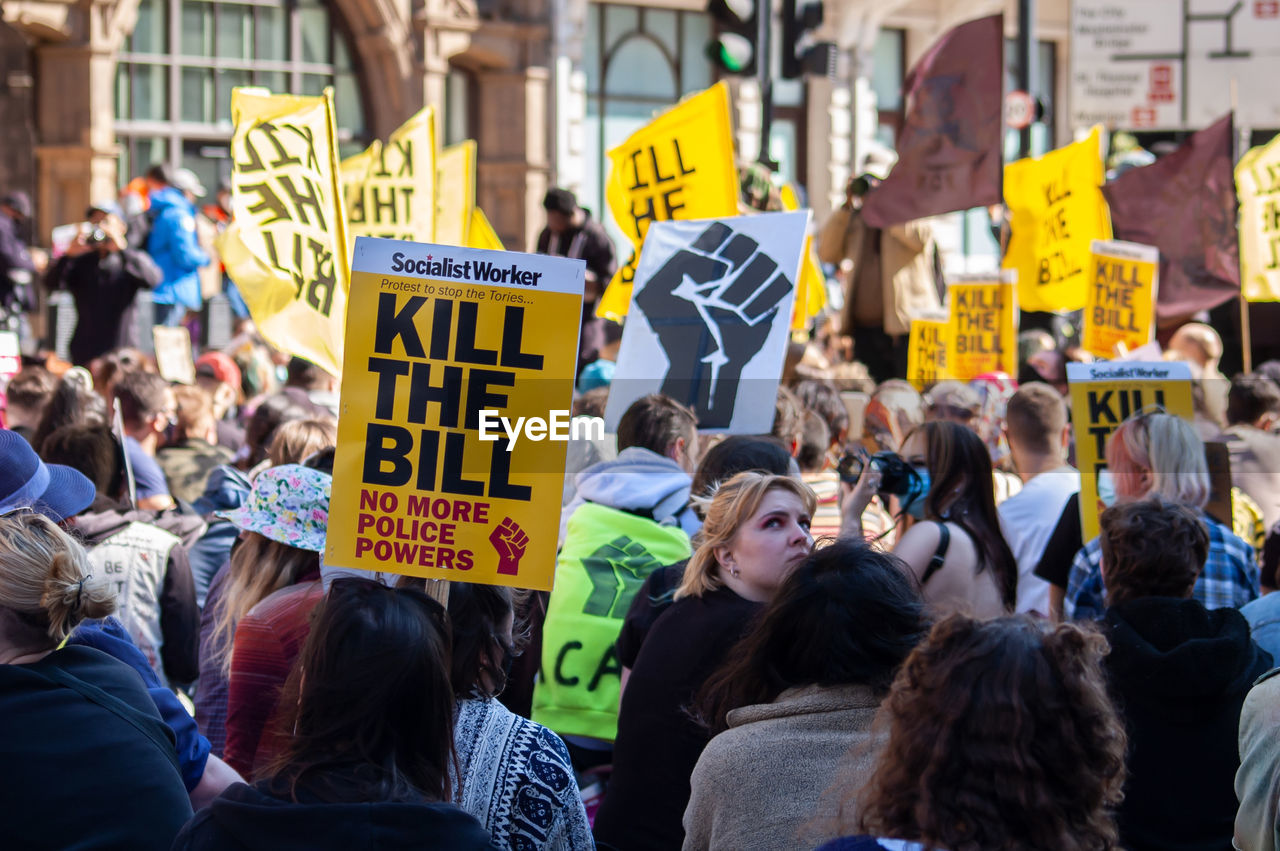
[920,522,951,585]
[34,662,181,777]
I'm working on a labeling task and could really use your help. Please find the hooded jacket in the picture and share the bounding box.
[558,446,699,545]
[1104,597,1273,851]
[535,447,695,741]
[147,186,210,309]
[171,781,492,851]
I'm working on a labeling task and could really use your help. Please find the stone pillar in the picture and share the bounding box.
[32,40,118,241]
[474,66,550,251]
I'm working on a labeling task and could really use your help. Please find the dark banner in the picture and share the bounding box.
[861,14,1004,228]
[1102,113,1240,321]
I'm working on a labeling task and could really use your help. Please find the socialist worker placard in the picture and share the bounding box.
[328,237,585,591]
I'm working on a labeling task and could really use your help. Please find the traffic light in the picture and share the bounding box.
[706,0,758,76]
[780,0,836,79]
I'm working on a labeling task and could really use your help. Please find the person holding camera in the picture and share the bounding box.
[840,420,1017,619]
[817,174,940,384]
[51,204,161,366]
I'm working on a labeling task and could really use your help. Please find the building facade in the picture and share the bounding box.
[0,0,1069,265]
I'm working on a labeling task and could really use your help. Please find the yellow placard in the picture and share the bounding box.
[467,207,504,251]
[907,317,951,389]
[220,87,349,378]
[1003,125,1112,312]
[1238,132,1280,302]
[947,275,1018,379]
[1081,240,1159,358]
[342,107,437,242]
[597,83,739,320]
[436,141,477,247]
[1067,361,1195,541]
[326,237,585,590]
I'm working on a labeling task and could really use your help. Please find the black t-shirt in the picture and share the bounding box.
[615,560,688,670]
[1034,491,1083,589]
[0,644,192,850]
[594,586,762,850]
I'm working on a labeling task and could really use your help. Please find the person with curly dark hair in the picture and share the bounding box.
[1098,497,1271,851]
[819,615,1128,851]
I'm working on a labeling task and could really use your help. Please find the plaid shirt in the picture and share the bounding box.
[1064,512,1261,620]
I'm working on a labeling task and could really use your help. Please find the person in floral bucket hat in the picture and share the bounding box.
[195,464,330,762]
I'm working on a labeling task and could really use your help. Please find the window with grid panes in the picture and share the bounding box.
[114,0,368,193]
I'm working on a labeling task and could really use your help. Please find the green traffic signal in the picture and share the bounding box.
[706,33,753,74]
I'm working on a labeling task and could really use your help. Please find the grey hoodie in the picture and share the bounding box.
[558,446,699,546]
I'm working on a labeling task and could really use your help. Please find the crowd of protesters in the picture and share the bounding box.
[2,171,1280,851]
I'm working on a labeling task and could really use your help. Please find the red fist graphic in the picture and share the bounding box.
[488,517,529,576]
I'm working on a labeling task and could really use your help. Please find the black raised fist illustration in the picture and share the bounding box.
[635,222,793,429]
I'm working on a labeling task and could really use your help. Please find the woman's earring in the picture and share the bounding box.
[730,566,741,577]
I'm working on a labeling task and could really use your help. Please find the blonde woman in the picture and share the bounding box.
[0,512,193,849]
[594,472,816,850]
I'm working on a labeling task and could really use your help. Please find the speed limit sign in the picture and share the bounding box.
[1006,90,1035,129]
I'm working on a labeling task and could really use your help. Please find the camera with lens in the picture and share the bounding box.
[837,450,923,498]
[86,228,109,245]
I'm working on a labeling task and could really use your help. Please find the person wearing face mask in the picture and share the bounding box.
[1063,412,1260,621]
[842,420,1018,620]
[593,473,816,850]
[447,582,592,851]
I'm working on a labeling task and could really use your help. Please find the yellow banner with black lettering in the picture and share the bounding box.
[1003,125,1112,312]
[436,140,477,247]
[597,82,739,320]
[1238,133,1280,302]
[947,274,1018,379]
[342,107,436,242]
[220,87,349,377]
[327,237,585,590]
[907,316,951,389]
[1068,361,1195,541]
[1081,240,1159,358]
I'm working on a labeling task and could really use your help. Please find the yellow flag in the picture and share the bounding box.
[1003,125,1112,312]
[779,183,827,331]
[948,274,1018,379]
[1238,133,1280,302]
[597,83,739,320]
[436,140,477,246]
[220,87,349,377]
[467,208,504,250]
[1081,240,1159,358]
[342,107,437,242]
[907,317,951,389]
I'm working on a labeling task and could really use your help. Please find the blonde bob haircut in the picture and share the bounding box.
[675,472,816,601]
[1106,412,1209,509]
[0,512,115,645]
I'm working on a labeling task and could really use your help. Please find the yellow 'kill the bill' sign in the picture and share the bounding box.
[1067,360,1194,542]
[327,237,585,591]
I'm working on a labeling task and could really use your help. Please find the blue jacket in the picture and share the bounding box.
[147,187,209,308]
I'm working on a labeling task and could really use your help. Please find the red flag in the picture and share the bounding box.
[1101,113,1239,321]
[861,14,1004,228]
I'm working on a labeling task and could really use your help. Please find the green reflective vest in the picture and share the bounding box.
[532,502,692,742]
